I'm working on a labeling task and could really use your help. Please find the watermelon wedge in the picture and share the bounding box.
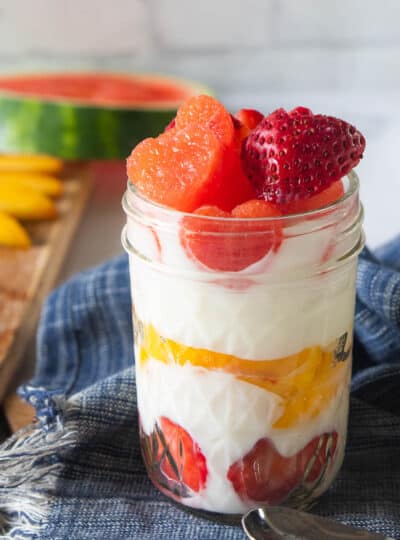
[0,72,209,159]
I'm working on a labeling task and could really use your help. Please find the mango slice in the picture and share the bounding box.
[0,211,31,248]
[139,324,350,429]
[0,154,63,174]
[0,172,63,197]
[0,183,57,220]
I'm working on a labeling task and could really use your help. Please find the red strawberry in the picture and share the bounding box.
[158,417,207,493]
[232,109,264,144]
[242,106,365,205]
[235,108,264,130]
[231,114,243,130]
[227,432,338,504]
[181,200,281,272]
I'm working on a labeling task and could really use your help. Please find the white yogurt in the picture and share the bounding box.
[130,255,357,360]
[137,358,350,514]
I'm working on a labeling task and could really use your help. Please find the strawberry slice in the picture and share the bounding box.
[227,432,338,504]
[181,200,281,271]
[158,417,207,493]
[176,94,235,147]
[242,106,365,205]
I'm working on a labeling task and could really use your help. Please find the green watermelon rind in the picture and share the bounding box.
[0,73,212,160]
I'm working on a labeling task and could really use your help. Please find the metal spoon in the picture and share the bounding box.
[242,506,394,540]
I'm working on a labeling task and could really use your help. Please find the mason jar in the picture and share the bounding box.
[122,171,364,518]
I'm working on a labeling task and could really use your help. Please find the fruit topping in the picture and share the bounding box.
[241,106,365,205]
[227,432,338,504]
[215,147,257,211]
[278,179,345,214]
[127,127,225,212]
[128,98,364,219]
[175,94,235,146]
[235,108,263,130]
[181,200,281,271]
[128,96,256,212]
[232,109,264,143]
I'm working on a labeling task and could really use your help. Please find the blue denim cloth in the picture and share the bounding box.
[1,240,400,540]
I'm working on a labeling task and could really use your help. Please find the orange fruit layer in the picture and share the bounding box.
[138,324,349,429]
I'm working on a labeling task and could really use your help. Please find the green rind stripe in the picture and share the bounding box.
[0,96,178,159]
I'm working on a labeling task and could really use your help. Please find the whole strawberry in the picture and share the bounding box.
[241,106,365,205]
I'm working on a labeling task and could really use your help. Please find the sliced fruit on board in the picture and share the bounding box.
[0,183,57,220]
[227,432,338,505]
[0,210,31,248]
[0,154,63,174]
[0,72,209,159]
[180,200,282,272]
[0,172,63,197]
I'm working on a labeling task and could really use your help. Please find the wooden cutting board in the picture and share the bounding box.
[0,163,92,418]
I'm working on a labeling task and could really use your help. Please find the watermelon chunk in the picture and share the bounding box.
[176,95,235,147]
[208,146,256,211]
[127,127,226,212]
[181,200,282,271]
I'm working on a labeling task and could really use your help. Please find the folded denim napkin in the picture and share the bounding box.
[1,239,400,540]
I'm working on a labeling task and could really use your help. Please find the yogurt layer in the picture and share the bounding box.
[137,358,350,514]
[130,254,357,361]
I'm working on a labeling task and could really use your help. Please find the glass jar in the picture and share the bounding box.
[122,172,364,518]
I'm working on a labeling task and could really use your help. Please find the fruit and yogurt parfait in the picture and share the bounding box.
[122,96,365,516]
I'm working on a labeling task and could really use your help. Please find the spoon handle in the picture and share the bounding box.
[242,506,392,540]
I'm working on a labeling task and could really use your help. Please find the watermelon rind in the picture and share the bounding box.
[0,72,212,160]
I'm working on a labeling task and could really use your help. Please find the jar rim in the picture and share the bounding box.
[124,170,360,224]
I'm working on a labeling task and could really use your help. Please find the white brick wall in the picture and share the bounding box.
[154,0,271,49]
[0,0,150,54]
[0,0,398,96]
[274,0,400,44]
